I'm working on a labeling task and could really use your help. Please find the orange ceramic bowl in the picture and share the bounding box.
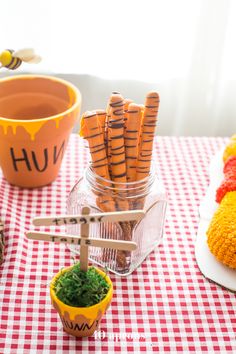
[0,74,81,188]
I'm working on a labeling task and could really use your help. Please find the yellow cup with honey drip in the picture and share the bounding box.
[0,75,81,188]
[50,266,113,337]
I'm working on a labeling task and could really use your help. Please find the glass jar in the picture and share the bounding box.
[67,166,167,276]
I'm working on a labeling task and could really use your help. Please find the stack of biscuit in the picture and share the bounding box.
[207,135,236,269]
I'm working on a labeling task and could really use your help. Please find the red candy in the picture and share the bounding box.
[216,156,236,203]
[216,178,236,203]
[223,155,236,175]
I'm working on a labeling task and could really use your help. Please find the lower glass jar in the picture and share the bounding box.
[67,166,167,276]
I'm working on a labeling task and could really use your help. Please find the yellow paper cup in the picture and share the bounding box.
[0,75,81,188]
[50,266,113,337]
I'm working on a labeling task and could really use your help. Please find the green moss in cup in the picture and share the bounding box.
[54,263,110,307]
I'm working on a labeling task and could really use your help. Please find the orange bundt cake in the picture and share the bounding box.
[207,191,236,269]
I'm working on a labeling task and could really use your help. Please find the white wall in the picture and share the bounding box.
[1,0,236,136]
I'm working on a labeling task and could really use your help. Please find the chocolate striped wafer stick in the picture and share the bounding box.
[108,94,132,269]
[106,92,122,176]
[136,92,160,180]
[125,103,142,182]
[124,98,133,122]
[81,110,125,265]
[81,111,110,179]
[80,111,116,213]
[96,109,107,142]
[108,93,127,183]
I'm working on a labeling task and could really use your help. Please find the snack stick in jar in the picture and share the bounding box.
[106,108,112,176]
[96,110,108,177]
[108,93,127,183]
[108,94,132,264]
[136,92,160,181]
[96,109,107,142]
[80,111,110,179]
[106,92,122,174]
[124,98,133,123]
[80,111,116,212]
[125,103,142,182]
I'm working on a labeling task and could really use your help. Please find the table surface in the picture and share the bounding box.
[0,135,235,354]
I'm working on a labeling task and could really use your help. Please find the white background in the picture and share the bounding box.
[1,0,236,136]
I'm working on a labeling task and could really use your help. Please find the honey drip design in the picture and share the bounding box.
[0,86,75,141]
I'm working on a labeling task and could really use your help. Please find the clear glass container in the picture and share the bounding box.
[67,166,167,276]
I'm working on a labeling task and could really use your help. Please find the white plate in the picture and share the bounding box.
[195,148,236,292]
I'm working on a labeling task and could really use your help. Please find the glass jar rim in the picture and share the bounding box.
[85,164,156,197]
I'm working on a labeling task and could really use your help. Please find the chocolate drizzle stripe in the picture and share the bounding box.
[145,105,158,109]
[111,134,124,140]
[111,145,124,151]
[93,163,108,168]
[113,110,124,116]
[111,160,126,166]
[127,110,139,114]
[138,158,151,162]
[112,151,125,156]
[113,172,126,178]
[93,156,107,163]
[90,143,104,149]
[145,115,157,118]
[91,147,106,154]
[83,113,97,119]
[109,118,124,124]
[109,123,124,129]
[85,132,103,139]
[144,119,156,123]
[110,100,124,108]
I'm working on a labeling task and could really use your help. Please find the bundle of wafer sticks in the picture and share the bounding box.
[80,91,160,269]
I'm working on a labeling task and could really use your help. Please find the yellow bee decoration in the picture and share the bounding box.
[0,48,41,70]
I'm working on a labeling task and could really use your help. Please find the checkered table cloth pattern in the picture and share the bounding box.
[0,135,235,354]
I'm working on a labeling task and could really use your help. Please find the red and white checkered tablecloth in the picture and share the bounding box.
[0,134,235,354]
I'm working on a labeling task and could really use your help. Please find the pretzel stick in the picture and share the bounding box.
[81,110,126,267]
[124,98,133,123]
[136,92,160,180]
[106,107,112,176]
[80,111,115,212]
[96,109,107,142]
[106,92,122,176]
[125,103,142,182]
[108,94,133,269]
[80,111,110,179]
[108,93,127,184]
